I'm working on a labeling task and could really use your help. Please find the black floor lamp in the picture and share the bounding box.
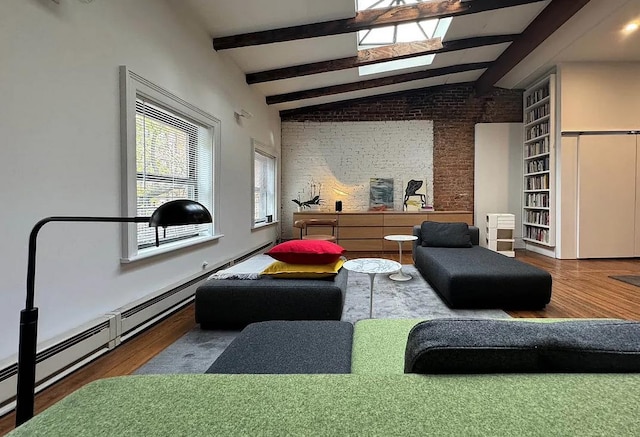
[15,199,212,426]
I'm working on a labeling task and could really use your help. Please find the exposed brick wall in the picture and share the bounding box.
[281,84,523,211]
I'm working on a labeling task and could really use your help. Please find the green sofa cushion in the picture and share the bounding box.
[10,374,640,436]
[352,318,423,374]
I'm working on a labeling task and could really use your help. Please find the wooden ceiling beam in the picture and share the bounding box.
[266,62,491,104]
[475,0,591,95]
[248,39,443,84]
[213,0,544,50]
[279,81,474,116]
[358,38,443,62]
[247,34,516,84]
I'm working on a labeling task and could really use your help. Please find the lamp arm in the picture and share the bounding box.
[25,216,148,310]
[16,215,147,427]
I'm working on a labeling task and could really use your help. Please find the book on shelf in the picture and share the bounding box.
[524,226,549,243]
[526,157,549,173]
[525,174,549,190]
[525,192,549,208]
[525,85,549,107]
[524,210,549,226]
[526,122,550,140]
[525,102,550,123]
[525,137,550,156]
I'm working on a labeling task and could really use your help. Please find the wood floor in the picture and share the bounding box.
[1,250,639,435]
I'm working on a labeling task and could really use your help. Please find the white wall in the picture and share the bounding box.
[554,62,640,258]
[0,0,280,362]
[281,121,434,238]
[474,123,524,248]
[558,62,640,132]
[556,135,578,259]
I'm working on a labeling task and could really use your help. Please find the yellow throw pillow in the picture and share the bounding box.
[261,258,345,279]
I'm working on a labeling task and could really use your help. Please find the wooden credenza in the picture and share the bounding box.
[292,211,473,252]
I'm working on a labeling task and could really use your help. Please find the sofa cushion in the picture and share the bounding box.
[12,373,640,437]
[405,319,640,374]
[206,321,353,374]
[420,222,472,248]
[261,258,345,279]
[266,240,344,264]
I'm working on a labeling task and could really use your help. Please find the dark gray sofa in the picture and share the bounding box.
[412,223,552,309]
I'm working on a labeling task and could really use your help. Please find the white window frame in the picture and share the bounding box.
[251,139,278,229]
[119,66,222,262]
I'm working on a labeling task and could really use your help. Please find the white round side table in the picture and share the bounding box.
[383,234,418,281]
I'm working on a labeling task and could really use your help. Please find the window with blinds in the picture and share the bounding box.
[135,98,213,248]
[253,145,276,225]
[120,66,219,261]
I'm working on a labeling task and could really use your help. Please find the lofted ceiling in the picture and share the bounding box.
[177,0,640,112]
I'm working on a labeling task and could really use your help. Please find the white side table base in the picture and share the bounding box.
[389,271,412,281]
[384,235,418,282]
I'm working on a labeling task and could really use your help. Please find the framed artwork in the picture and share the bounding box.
[369,178,394,209]
[403,178,428,211]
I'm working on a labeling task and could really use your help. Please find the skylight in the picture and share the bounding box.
[356,0,452,76]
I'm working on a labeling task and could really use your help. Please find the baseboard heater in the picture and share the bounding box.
[0,242,273,417]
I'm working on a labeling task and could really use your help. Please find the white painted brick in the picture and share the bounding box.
[281,121,434,239]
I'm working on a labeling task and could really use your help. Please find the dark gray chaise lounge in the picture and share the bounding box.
[195,269,347,329]
[412,222,552,309]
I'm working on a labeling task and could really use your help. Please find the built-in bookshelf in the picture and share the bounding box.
[522,74,555,247]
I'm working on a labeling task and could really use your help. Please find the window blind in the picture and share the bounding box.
[254,149,275,223]
[135,97,213,248]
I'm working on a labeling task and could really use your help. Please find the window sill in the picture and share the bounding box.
[252,221,279,231]
[120,234,223,264]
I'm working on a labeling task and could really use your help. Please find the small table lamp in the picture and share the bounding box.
[15,199,212,426]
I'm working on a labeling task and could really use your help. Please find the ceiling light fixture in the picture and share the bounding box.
[622,21,639,34]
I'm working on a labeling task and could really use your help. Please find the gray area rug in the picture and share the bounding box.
[135,264,509,374]
[341,264,509,323]
[610,275,640,287]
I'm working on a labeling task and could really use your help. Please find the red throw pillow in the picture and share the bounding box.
[266,240,345,265]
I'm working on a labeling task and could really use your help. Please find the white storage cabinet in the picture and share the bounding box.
[486,213,515,257]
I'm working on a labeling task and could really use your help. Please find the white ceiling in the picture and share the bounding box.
[499,0,640,88]
[177,0,640,111]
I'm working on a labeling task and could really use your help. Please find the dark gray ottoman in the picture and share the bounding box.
[206,320,353,374]
[413,225,552,309]
[415,246,552,309]
[195,268,348,329]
